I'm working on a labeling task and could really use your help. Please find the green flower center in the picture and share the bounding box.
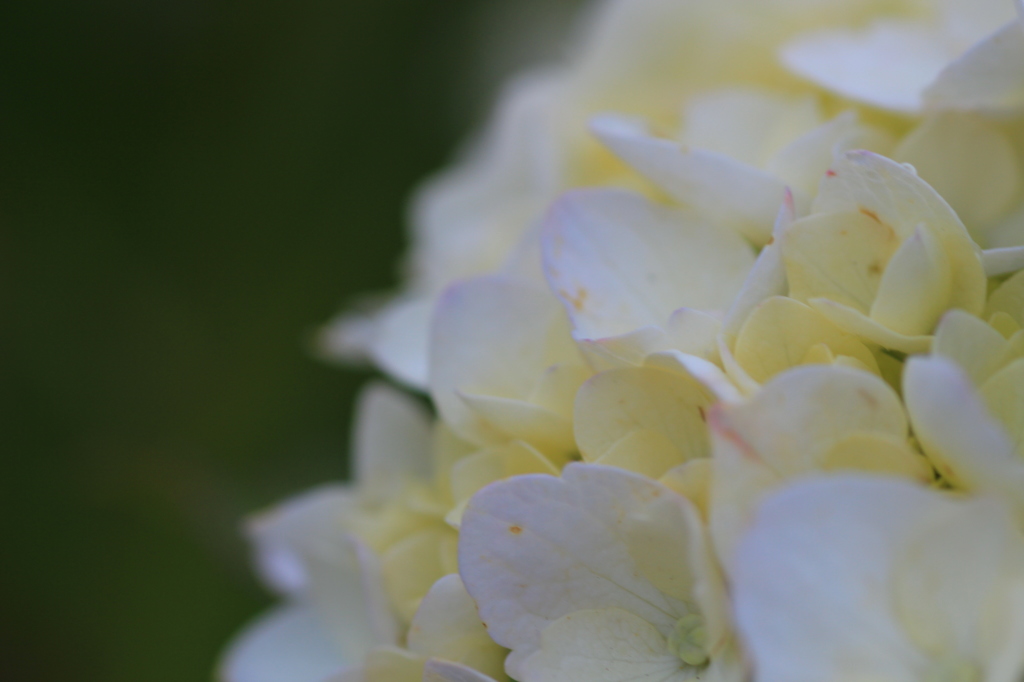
[667,613,709,667]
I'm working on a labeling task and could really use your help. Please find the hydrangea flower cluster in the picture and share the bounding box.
[221,1,1024,681]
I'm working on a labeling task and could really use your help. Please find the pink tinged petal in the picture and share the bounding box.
[542,188,754,340]
[218,604,348,682]
[903,356,1024,512]
[590,115,790,245]
[813,150,986,315]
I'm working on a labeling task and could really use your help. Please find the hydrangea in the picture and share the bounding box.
[221,1,1024,681]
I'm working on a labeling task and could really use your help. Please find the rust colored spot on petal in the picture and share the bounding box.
[826,169,837,177]
[560,288,589,312]
[509,525,522,534]
[859,207,881,223]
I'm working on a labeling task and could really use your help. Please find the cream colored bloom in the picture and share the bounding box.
[224,1,1024,681]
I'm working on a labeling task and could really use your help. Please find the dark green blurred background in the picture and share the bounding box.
[0,1,577,679]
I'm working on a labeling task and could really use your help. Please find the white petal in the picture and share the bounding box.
[891,494,1024,660]
[246,489,398,659]
[458,463,697,677]
[519,609,690,682]
[591,115,789,245]
[814,150,986,315]
[681,88,820,168]
[422,660,499,682]
[783,209,900,315]
[933,309,1008,385]
[925,19,1024,113]
[407,575,507,680]
[219,604,347,682]
[809,298,933,354]
[721,191,793,345]
[766,111,889,196]
[869,225,952,336]
[708,364,914,568]
[814,151,953,237]
[983,246,1024,276]
[987,270,1024,325]
[734,296,878,383]
[893,113,1020,231]
[733,477,963,682]
[573,367,711,464]
[353,382,432,503]
[542,188,754,339]
[409,73,561,291]
[369,298,434,389]
[780,21,954,113]
[430,275,577,445]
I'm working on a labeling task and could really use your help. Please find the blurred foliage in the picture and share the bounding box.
[0,0,552,679]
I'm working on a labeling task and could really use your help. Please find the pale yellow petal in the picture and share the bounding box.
[574,367,711,464]
[809,298,933,354]
[734,296,878,383]
[869,225,952,337]
[894,113,1019,232]
[783,210,900,314]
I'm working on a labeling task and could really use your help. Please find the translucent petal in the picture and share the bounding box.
[869,225,952,337]
[458,464,701,677]
[734,296,878,383]
[543,188,754,339]
[591,115,789,244]
[574,367,711,464]
[894,113,1020,231]
[925,20,1024,113]
[219,605,347,682]
[783,210,900,314]
[781,21,953,113]
[519,609,690,682]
